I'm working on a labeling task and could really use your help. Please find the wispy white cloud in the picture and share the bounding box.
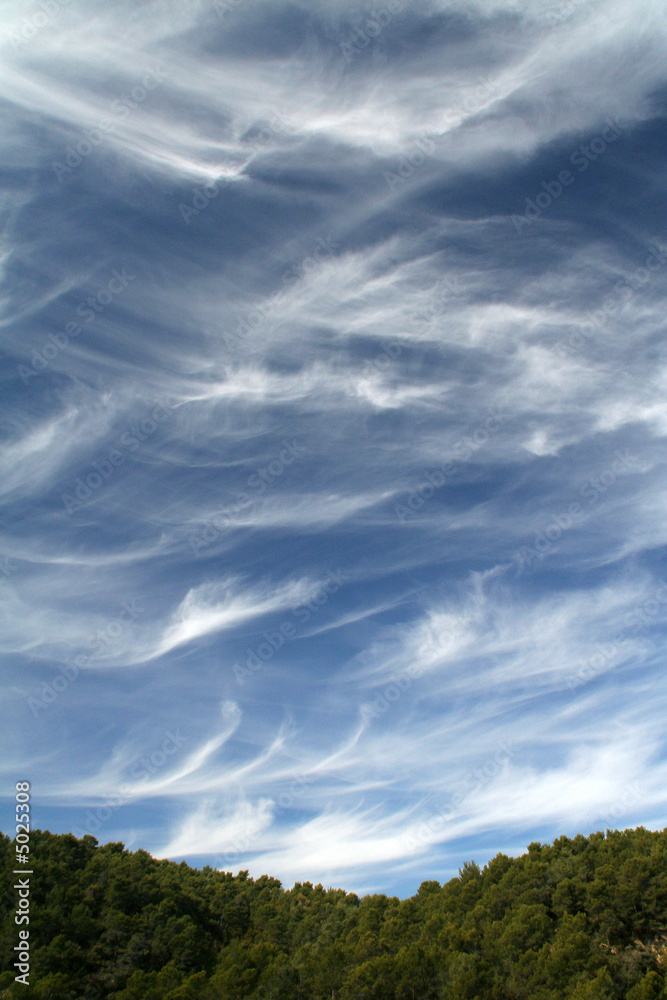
[1,0,666,896]
[148,577,318,661]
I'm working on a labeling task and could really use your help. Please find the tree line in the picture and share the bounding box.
[1,825,666,999]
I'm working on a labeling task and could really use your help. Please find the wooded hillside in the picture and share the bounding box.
[1,826,666,999]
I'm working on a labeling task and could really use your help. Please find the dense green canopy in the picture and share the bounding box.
[1,826,666,999]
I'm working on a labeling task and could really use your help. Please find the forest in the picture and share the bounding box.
[1,826,666,1000]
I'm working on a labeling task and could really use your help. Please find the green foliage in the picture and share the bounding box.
[625,970,666,1000]
[0,826,666,998]
[568,966,616,1000]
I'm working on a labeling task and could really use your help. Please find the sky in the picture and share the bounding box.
[0,0,666,898]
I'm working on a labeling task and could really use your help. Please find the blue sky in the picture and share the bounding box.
[1,0,666,897]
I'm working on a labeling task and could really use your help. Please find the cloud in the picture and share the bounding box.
[149,577,318,661]
[1,0,666,896]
